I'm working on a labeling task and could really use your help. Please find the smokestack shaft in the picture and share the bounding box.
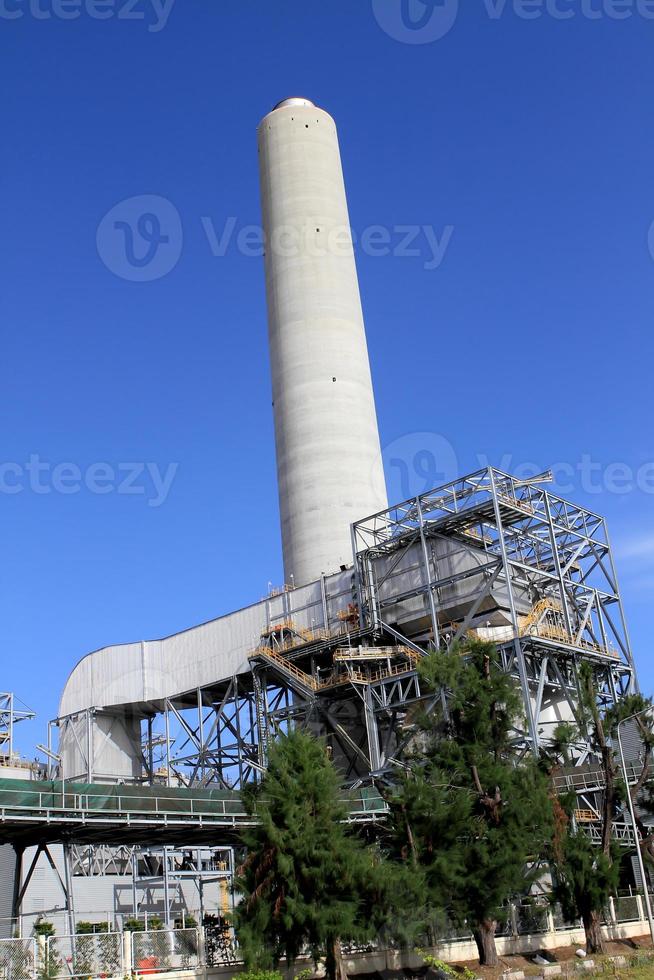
[258,99,387,586]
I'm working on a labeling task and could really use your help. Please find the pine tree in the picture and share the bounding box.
[549,793,619,954]
[234,730,391,980]
[390,639,553,967]
[384,762,468,946]
[548,663,653,954]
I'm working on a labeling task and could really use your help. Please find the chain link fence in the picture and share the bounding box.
[47,934,123,978]
[515,902,551,936]
[5,894,651,980]
[614,894,642,923]
[0,938,37,980]
[132,929,200,973]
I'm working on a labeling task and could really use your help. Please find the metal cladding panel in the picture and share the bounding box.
[59,609,264,717]
[15,846,67,922]
[59,713,142,783]
[60,642,143,716]
[0,845,15,936]
[59,571,355,717]
[372,536,531,633]
[620,719,645,764]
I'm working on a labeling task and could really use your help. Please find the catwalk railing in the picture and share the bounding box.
[0,777,388,838]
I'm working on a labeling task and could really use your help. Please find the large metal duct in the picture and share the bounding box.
[57,538,532,781]
[258,98,387,587]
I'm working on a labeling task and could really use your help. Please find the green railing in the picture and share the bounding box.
[0,777,387,827]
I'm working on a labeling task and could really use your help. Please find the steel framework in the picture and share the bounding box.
[0,694,35,765]
[352,467,635,761]
[54,467,634,793]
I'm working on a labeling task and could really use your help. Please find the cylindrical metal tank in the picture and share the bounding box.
[258,98,387,587]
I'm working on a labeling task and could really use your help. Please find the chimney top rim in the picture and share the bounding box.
[273,97,316,110]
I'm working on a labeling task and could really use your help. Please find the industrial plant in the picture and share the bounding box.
[0,99,645,965]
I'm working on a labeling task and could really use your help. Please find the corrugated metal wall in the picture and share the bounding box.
[620,719,644,764]
[0,844,16,937]
[59,570,355,718]
[58,569,356,779]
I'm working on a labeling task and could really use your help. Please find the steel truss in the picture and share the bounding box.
[152,676,271,790]
[49,467,638,797]
[352,466,635,759]
[0,694,35,764]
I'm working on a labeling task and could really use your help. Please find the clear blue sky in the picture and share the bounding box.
[2,0,653,754]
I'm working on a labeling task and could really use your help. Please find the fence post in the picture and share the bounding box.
[37,936,47,978]
[546,907,555,934]
[510,902,519,938]
[636,895,644,923]
[608,896,617,924]
[122,931,133,975]
[199,926,206,967]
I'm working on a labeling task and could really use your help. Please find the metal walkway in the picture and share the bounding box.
[552,761,643,795]
[0,777,388,847]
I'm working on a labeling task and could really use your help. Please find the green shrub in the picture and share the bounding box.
[417,952,476,980]
[122,918,145,932]
[174,914,197,929]
[33,920,60,980]
[238,970,284,980]
[76,921,109,934]
[33,918,55,937]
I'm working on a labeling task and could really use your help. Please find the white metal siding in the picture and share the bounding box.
[0,845,16,937]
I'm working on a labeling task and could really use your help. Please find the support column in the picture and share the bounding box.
[131,850,138,918]
[162,847,171,926]
[417,497,441,650]
[489,469,538,754]
[12,845,24,938]
[63,844,76,937]
[543,492,574,640]
[253,671,269,769]
[164,701,172,787]
[363,685,381,772]
[86,709,93,782]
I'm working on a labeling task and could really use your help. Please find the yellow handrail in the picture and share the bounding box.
[250,645,419,692]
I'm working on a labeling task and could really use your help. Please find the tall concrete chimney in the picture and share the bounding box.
[258,98,387,586]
